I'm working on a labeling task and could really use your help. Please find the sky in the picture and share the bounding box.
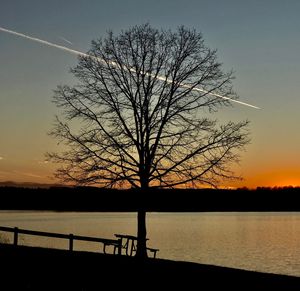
[0,0,300,188]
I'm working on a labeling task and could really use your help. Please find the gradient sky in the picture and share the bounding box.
[1,0,300,188]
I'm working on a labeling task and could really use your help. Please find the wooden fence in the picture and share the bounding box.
[0,226,122,254]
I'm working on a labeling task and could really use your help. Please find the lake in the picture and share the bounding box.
[0,211,299,277]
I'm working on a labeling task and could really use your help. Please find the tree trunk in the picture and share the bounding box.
[135,209,148,258]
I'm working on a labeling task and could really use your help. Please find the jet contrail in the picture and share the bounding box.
[58,36,73,45]
[0,26,260,109]
[0,26,88,58]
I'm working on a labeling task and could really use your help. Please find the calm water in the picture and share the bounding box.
[0,211,299,277]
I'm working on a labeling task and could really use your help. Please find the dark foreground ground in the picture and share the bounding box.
[0,244,300,290]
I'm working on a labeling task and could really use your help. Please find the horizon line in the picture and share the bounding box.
[0,180,299,190]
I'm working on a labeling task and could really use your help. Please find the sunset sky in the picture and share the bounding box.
[1,0,300,188]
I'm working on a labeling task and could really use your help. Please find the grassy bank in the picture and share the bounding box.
[0,244,299,290]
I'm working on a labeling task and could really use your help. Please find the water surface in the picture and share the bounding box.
[0,211,299,277]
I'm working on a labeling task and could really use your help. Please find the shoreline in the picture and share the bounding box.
[1,186,300,211]
[1,244,299,290]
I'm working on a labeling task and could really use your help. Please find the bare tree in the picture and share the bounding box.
[48,24,250,258]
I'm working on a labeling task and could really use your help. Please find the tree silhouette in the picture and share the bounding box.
[48,24,250,258]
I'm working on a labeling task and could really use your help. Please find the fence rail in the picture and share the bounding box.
[0,226,121,254]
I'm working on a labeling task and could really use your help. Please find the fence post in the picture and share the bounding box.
[14,227,19,246]
[69,234,73,251]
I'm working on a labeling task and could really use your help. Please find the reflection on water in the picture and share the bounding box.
[0,211,299,277]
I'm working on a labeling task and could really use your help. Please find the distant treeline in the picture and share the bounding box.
[0,186,299,212]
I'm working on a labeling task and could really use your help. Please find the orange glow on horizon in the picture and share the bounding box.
[1,161,299,189]
[229,167,300,189]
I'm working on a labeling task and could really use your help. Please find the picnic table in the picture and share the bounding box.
[114,234,159,258]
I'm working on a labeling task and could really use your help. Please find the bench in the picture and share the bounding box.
[146,247,159,259]
[101,238,122,255]
[114,234,159,258]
